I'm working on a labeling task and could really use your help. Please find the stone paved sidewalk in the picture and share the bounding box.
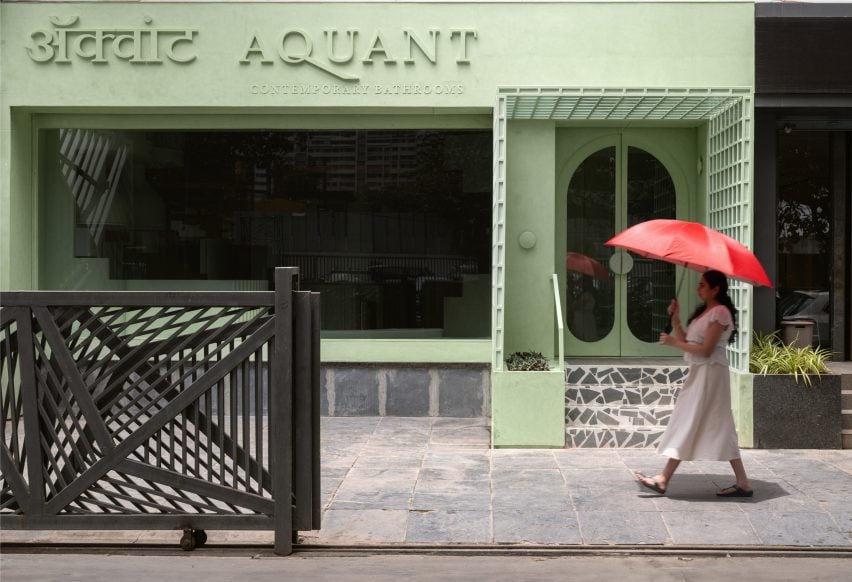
[2,417,850,547]
[304,417,852,546]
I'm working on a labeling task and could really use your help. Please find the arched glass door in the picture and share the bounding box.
[563,131,689,356]
[566,147,617,344]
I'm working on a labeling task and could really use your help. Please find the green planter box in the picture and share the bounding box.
[491,369,565,448]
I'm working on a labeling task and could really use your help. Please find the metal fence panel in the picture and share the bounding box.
[0,268,320,556]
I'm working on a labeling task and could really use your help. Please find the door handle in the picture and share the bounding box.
[608,250,634,275]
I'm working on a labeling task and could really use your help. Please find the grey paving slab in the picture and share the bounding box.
[405,509,490,543]
[421,450,490,468]
[372,418,433,436]
[662,511,761,545]
[576,510,670,545]
[559,467,637,489]
[419,466,485,482]
[320,453,359,470]
[728,493,822,513]
[314,509,408,544]
[421,452,490,480]
[821,451,852,472]
[572,492,664,512]
[650,495,757,513]
[410,479,492,511]
[491,471,571,509]
[492,509,582,544]
[834,512,852,539]
[491,467,568,485]
[747,511,852,546]
[553,449,624,468]
[779,469,852,488]
[357,446,430,459]
[353,453,425,468]
[492,489,573,513]
[429,424,491,449]
[491,450,558,470]
[814,497,852,515]
[330,467,418,509]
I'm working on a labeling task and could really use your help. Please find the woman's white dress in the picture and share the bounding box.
[656,305,741,461]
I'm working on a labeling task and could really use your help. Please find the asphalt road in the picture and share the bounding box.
[2,552,851,581]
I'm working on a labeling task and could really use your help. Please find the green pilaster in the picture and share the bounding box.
[504,122,557,359]
[730,370,754,448]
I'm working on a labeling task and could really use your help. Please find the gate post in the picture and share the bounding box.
[271,267,298,555]
[310,292,322,529]
[292,291,313,531]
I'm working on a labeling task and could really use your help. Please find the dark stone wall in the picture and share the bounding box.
[321,365,489,417]
[753,374,842,448]
[757,16,852,94]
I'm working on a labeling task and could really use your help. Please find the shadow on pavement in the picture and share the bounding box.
[634,474,789,502]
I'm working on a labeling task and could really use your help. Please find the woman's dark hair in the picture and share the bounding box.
[687,269,738,343]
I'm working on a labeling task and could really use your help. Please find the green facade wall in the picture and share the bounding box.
[504,122,557,358]
[1,1,755,364]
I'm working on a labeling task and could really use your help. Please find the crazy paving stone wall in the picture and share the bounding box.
[565,365,689,448]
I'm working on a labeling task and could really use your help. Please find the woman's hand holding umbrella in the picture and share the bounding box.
[660,299,681,345]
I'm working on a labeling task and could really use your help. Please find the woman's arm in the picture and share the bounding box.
[660,321,726,358]
[667,299,686,342]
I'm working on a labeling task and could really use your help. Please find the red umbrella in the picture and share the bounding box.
[604,219,772,288]
[566,252,611,280]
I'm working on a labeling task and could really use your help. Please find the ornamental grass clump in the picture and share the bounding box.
[505,351,550,371]
[749,331,832,387]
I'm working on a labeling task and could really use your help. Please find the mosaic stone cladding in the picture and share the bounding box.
[565,365,688,449]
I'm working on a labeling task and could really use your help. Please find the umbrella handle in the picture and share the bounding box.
[675,268,687,298]
[663,269,688,335]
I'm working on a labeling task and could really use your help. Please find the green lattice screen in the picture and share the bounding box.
[492,97,508,370]
[707,97,754,372]
[492,87,753,371]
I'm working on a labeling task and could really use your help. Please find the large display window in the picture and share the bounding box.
[38,128,492,338]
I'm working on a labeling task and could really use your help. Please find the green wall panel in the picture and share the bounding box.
[1,2,754,109]
[1,2,755,366]
[504,122,557,358]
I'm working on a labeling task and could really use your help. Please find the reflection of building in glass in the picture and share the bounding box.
[42,129,492,337]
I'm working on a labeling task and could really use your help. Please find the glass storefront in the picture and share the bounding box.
[38,129,492,338]
[775,130,838,351]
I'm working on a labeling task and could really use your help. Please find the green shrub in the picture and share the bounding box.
[505,351,550,371]
[749,331,832,387]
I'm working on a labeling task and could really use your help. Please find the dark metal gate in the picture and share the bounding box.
[0,268,319,555]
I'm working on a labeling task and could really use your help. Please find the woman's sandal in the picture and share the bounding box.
[716,484,754,498]
[635,472,666,495]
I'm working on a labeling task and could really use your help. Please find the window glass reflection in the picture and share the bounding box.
[39,129,492,338]
[626,147,676,343]
[566,147,616,343]
[776,130,832,349]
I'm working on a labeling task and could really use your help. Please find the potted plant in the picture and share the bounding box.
[749,332,841,449]
[491,351,565,448]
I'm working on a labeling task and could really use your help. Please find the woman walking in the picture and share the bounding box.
[635,269,754,497]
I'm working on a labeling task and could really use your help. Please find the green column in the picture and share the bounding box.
[504,121,556,359]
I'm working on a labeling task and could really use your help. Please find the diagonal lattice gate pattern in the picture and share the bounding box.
[0,268,319,555]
